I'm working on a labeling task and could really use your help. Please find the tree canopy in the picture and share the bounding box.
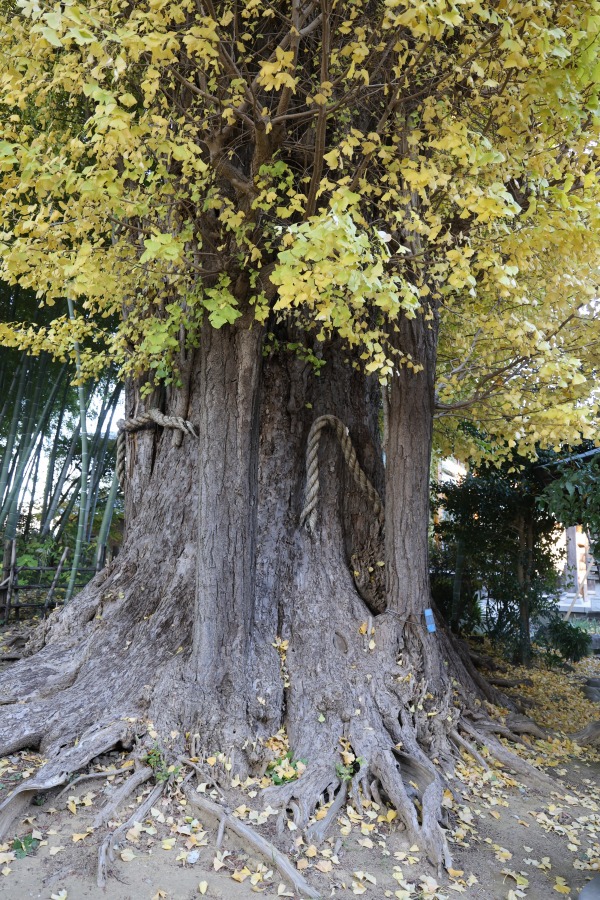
[0,0,598,454]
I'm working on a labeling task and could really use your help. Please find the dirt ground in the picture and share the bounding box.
[1,623,600,900]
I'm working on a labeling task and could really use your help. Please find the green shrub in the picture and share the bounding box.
[538,618,591,663]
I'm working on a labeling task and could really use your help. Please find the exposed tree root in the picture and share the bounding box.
[0,616,554,889]
[187,788,321,899]
[469,650,509,673]
[444,630,517,711]
[0,720,136,841]
[93,765,154,829]
[0,549,555,891]
[466,718,527,746]
[97,779,165,887]
[0,791,32,845]
[459,718,551,789]
[3,634,29,650]
[450,728,489,771]
[183,757,228,802]
[261,692,452,872]
[571,722,600,746]
[0,622,556,892]
[266,766,341,837]
[488,676,534,688]
[55,768,122,803]
[306,781,348,845]
[252,568,554,877]
[505,713,548,740]
[371,746,450,871]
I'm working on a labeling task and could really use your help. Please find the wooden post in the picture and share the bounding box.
[13,555,19,621]
[3,540,16,625]
[43,547,69,615]
[0,540,11,614]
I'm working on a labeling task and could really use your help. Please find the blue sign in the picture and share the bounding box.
[424,608,436,633]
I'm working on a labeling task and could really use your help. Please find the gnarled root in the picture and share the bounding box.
[262,702,452,872]
[97,779,165,887]
[0,720,137,841]
[504,713,548,740]
[261,618,557,877]
[55,768,123,803]
[93,765,154,829]
[371,747,450,871]
[458,718,551,790]
[450,728,489,771]
[187,787,321,899]
[306,781,348,846]
[571,721,600,746]
[264,765,341,836]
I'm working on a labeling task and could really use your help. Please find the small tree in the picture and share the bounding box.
[433,453,562,665]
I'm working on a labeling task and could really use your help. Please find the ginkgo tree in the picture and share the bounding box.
[0,0,599,877]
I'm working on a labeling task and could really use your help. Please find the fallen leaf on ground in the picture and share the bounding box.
[71,832,91,843]
[232,867,251,882]
[316,859,332,873]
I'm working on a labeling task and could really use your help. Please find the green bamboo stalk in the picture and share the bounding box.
[85,383,122,542]
[0,361,6,411]
[0,359,65,531]
[0,358,27,508]
[23,433,44,537]
[0,361,20,434]
[5,431,43,540]
[41,420,82,536]
[95,466,119,571]
[81,378,112,542]
[1,357,46,535]
[53,478,80,542]
[65,299,89,603]
[40,376,70,526]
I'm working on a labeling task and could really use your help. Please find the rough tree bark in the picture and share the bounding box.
[0,315,546,879]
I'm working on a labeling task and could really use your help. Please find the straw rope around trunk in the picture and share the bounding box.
[116,410,379,533]
[300,414,384,532]
[116,409,198,486]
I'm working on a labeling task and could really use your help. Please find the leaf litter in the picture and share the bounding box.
[0,652,600,896]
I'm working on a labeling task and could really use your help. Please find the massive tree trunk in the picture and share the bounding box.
[187,319,263,752]
[0,316,544,876]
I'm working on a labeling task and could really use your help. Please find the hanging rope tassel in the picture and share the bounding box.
[116,409,198,487]
[300,414,384,532]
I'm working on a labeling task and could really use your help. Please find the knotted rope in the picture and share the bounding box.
[116,409,198,486]
[300,415,384,532]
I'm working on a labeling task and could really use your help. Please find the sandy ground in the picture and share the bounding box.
[1,624,600,900]
[1,742,598,899]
